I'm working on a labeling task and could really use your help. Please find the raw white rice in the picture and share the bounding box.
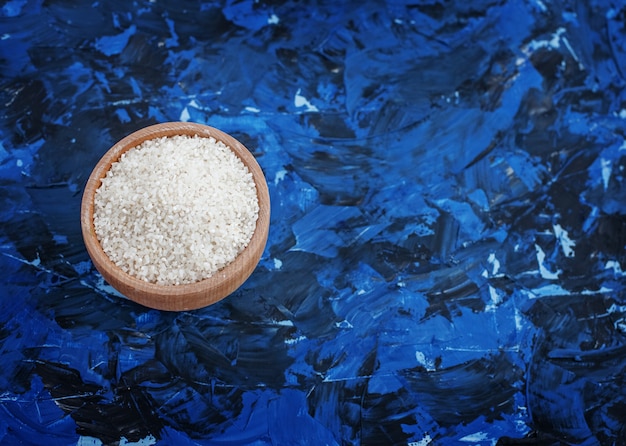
[93,134,259,285]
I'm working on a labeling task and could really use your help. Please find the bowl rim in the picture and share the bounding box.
[80,121,270,311]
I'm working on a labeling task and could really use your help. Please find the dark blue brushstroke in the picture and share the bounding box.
[1,0,626,444]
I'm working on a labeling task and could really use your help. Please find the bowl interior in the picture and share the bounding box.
[80,122,270,311]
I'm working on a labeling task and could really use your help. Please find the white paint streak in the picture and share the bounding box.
[274,169,287,185]
[535,244,560,279]
[3,251,41,268]
[120,435,157,446]
[526,27,565,53]
[272,319,294,327]
[514,308,524,331]
[607,304,626,315]
[523,284,570,299]
[553,224,576,257]
[78,436,157,446]
[581,286,613,295]
[408,434,433,446]
[179,107,190,122]
[415,351,437,372]
[488,252,501,275]
[273,258,283,270]
[284,335,307,345]
[561,36,584,69]
[488,285,501,307]
[294,88,319,112]
[77,437,102,446]
[335,319,353,329]
[605,260,624,275]
[601,158,612,190]
[459,432,490,442]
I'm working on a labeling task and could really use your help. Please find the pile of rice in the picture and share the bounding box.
[93,134,259,286]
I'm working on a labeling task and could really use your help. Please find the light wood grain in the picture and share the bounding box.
[80,122,270,311]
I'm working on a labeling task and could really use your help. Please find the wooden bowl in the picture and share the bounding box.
[80,122,270,311]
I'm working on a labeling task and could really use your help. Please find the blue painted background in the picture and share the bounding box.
[1,0,626,444]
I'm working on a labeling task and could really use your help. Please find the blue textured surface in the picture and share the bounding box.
[1,1,626,444]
